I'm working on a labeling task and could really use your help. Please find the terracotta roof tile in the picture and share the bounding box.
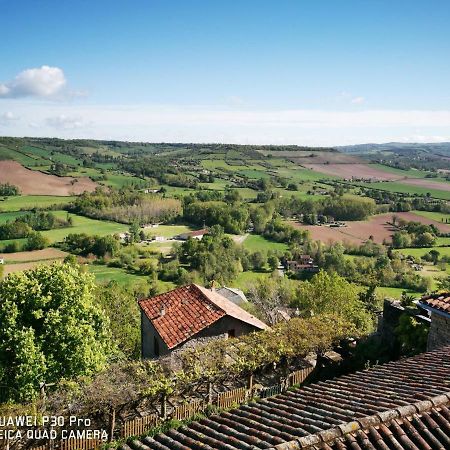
[123,346,450,449]
[138,284,267,349]
[418,293,450,314]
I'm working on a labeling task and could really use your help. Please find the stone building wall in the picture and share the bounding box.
[428,312,450,351]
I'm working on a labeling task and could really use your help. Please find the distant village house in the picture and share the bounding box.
[176,229,208,241]
[285,255,319,273]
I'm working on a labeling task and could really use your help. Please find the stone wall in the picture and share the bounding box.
[428,312,450,351]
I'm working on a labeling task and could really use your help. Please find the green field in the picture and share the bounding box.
[242,234,288,253]
[231,270,270,289]
[0,211,27,224]
[375,286,422,299]
[370,164,431,179]
[413,210,450,223]
[357,181,450,200]
[394,246,450,259]
[0,211,128,248]
[87,264,176,292]
[0,195,76,211]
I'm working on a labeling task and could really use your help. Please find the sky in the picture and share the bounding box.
[1,0,450,146]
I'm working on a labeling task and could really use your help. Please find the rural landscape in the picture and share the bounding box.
[1,137,450,449]
[1,137,450,297]
[2,1,450,449]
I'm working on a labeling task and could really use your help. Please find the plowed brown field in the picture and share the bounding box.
[291,212,450,245]
[302,163,402,181]
[0,160,97,195]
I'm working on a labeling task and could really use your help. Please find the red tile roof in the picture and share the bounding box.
[188,229,208,237]
[138,284,267,349]
[418,292,450,314]
[123,346,450,449]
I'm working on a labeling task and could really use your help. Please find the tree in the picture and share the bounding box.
[268,255,280,272]
[414,232,436,247]
[25,231,49,250]
[0,263,114,401]
[97,281,140,360]
[248,276,297,325]
[395,315,428,355]
[294,270,373,333]
[428,249,440,265]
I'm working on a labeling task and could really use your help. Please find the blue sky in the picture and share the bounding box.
[1,0,450,145]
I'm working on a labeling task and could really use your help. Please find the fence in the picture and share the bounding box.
[217,387,247,409]
[172,399,205,421]
[60,440,103,450]
[121,414,159,438]
[28,364,314,450]
[288,367,313,387]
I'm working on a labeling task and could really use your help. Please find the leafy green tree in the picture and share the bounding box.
[414,232,436,247]
[97,281,140,359]
[25,231,49,250]
[0,263,114,401]
[268,255,280,272]
[395,315,428,355]
[294,270,373,333]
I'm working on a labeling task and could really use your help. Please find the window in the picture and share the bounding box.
[228,329,235,338]
[154,336,160,357]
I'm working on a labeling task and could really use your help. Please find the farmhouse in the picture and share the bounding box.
[175,229,208,240]
[285,255,319,273]
[417,292,450,350]
[139,284,267,359]
[123,345,450,449]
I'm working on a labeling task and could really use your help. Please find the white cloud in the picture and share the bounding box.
[0,66,66,99]
[351,96,365,104]
[45,114,88,129]
[2,102,450,145]
[1,111,19,121]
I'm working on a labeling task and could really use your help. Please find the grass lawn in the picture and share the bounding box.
[231,270,270,290]
[87,264,176,292]
[0,195,76,211]
[242,234,288,253]
[376,286,422,299]
[87,264,148,286]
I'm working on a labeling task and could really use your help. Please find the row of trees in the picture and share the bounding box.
[70,187,181,225]
[0,212,70,240]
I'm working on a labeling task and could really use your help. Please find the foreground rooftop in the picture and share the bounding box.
[122,346,450,449]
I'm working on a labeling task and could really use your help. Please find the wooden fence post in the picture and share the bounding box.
[207,382,213,405]
[108,407,116,442]
[161,394,167,420]
[247,373,254,391]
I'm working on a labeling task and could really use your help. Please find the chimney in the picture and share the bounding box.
[160,305,166,317]
[210,280,217,291]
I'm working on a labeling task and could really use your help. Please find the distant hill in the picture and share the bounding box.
[337,142,450,157]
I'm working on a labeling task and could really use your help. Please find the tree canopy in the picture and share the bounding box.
[0,263,114,401]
